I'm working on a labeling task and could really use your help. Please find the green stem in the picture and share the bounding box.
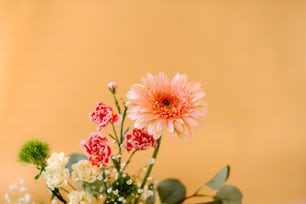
[110,122,122,167]
[175,192,214,204]
[102,168,109,195]
[108,134,117,141]
[49,187,67,204]
[111,122,119,144]
[120,105,128,144]
[134,137,162,204]
[123,150,137,171]
[112,93,121,114]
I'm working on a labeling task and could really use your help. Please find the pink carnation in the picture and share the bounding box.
[126,128,157,152]
[89,102,119,131]
[81,132,112,167]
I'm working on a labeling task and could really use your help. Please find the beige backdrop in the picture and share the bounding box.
[1,1,306,204]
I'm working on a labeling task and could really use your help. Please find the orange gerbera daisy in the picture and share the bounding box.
[126,73,206,139]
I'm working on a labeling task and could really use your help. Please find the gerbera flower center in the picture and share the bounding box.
[150,92,187,119]
[162,98,171,106]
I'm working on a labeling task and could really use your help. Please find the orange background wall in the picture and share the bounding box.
[1,1,306,204]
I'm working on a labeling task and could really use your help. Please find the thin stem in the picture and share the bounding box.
[140,137,161,189]
[120,105,128,144]
[60,187,69,194]
[49,187,67,204]
[134,137,162,204]
[108,134,117,141]
[68,182,77,191]
[175,192,214,204]
[112,93,121,114]
[111,123,119,144]
[111,122,123,167]
[123,150,137,171]
[102,168,109,195]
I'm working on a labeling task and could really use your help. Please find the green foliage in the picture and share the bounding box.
[206,165,230,190]
[112,175,138,198]
[215,185,243,204]
[105,174,138,203]
[157,178,186,204]
[162,166,242,204]
[201,201,223,204]
[18,139,50,168]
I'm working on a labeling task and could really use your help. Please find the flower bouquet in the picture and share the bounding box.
[15,73,242,204]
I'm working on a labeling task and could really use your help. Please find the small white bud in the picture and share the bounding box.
[148,158,155,165]
[126,179,133,185]
[19,186,26,193]
[107,187,112,193]
[24,194,31,202]
[113,189,119,195]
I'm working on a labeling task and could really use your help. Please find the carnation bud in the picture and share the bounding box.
[107,81,118,94]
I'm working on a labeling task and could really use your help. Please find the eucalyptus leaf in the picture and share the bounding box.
[198,201,223,204]
[206,165,230,190]
[66,153,87,173]
[195,165,231,195]
[146,184,155,204]
[146,193,155,204]
[157,178,186,204]
[215,185,242,204]
[86,179,105,196]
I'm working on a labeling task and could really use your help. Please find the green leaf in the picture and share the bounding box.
[157,178,186,204]
[66,153,87,172]
[198,201,223,204]
[215,185,243,204]
[206,165,230,190]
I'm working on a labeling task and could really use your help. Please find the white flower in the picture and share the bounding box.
[42,166,70,190]
[4,193,10,202]
[46,152,69,168]
[42,152,70,190]
[4,179,37,204]
[68,191,93,204]
[140,185,154,200]
[71,160,100,183]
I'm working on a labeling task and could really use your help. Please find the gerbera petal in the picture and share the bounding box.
[174,120,183,132]
[167,120,174,133]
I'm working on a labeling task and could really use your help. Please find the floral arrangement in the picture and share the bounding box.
[14,73,242,204]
